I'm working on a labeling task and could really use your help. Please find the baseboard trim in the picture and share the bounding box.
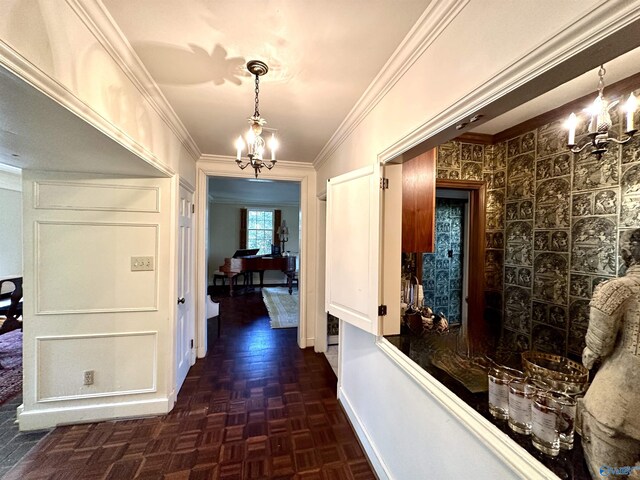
[338,387,392,480]
[17,397,171,431]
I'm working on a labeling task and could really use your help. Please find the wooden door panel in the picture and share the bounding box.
[402,149,436,253]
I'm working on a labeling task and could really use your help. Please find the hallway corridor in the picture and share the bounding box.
[4,293,374,479]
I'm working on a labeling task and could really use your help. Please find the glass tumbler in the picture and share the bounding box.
[554,393,577,450]
[488,367,522,420]
[508,379,536,434]
[531,393,560,456]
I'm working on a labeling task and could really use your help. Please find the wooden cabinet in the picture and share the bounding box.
[402,149,436,253]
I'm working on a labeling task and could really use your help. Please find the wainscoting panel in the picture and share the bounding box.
[36,332,157,402]
[34,181,160,212]
[35,221,159,314]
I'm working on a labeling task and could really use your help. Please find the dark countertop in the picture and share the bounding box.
[385,330,591,480]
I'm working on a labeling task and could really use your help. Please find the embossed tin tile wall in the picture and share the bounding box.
[435,141,506,334]
[435,84,640,359]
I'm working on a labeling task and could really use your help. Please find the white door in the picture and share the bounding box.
[176,185,195,391]
[325,165,382,335]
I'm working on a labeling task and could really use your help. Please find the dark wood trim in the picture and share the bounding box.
[402,149,436,253]
[436,179,487,350]
[493,71,640,143]
[274,209,282,246]
[455,132,494,145]
[239,208,247,249]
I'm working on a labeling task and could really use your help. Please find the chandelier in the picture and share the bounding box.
[234,60,279,178]
[566,65,637,159]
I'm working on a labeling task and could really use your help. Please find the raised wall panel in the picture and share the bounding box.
[326,165,380,335]
[34,181,160,212]
[36,332,157,401]
[35,221,158,314]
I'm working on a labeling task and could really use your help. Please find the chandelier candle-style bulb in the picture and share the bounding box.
[566,112,578,146]
[625,93,637,132]
[269,133,278,161]
[235,136,245,161]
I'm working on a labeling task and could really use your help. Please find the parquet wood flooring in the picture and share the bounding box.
[4,292,375,480]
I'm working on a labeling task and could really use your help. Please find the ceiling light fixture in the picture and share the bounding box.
[566,64,637,159]
[234,60,279,178]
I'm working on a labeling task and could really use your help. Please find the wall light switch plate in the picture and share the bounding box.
[131,256,154,271]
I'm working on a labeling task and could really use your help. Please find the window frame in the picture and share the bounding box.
[246,208,275,255]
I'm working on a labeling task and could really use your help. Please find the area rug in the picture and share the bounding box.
[262,287,299,329]
[0,329,22,405]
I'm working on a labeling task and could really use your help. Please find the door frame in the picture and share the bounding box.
[435,179,486,347]
[194,157,316,357]
[175,180,196,393]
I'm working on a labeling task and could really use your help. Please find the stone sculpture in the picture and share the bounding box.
[582,228,640,478]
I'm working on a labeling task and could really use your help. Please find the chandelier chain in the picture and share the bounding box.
[254,74,260,118]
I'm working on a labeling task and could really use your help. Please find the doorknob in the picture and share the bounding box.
[178,297,185,304]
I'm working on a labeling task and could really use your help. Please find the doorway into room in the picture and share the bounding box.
[205,176,302,343]
[422,188,471,331]
[0,164,24,408]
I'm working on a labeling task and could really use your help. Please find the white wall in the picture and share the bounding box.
[318,0,639,478]
[0,1,201,430]
[0,187,22,277]
[341,323,524,479]
[208,202,300,285]
[19,171,175,430]
[0,0,197,184]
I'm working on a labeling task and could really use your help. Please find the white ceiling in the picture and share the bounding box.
[1,2,639,176]
[102,0,433,163]
[0,65,164,177]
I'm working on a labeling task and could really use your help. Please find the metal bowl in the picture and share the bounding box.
[521,351,589,394]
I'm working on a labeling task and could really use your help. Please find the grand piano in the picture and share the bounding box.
[219,249,297,296]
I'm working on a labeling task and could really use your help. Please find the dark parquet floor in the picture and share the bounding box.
[4,292,375,480]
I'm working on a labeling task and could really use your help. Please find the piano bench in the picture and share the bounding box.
[213,273,227,286]
[213,272,247,287]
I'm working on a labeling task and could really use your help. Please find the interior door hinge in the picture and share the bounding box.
[380,177,389,189]
[378,305,387,316]
[191,204,195,214]
[190,339,194,349]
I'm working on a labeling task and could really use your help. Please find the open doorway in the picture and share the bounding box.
[0,164,23,406]
[422,189,470,331]
[206,176,302,339]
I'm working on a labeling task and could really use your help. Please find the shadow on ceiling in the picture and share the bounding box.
[132,42,248,86]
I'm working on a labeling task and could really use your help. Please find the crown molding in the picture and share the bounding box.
[0,167,21,192]
[312,0,469,169]
[378,0,640,164]
[0,42,175,178]
[0,163,21,175]
[66,0,201,161]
